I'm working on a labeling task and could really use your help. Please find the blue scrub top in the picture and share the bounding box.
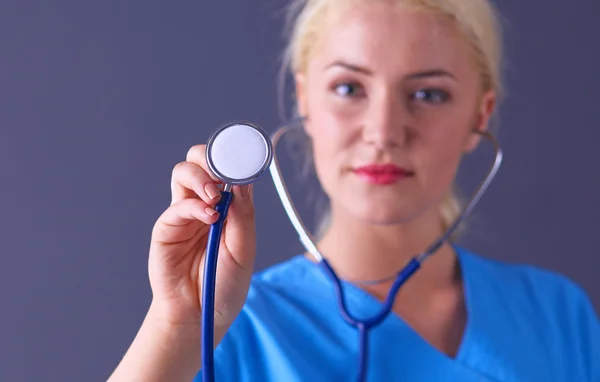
[194,245,599,381]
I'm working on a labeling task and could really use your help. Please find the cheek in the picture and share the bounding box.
[305,106,357,195]
[416,125,468,191]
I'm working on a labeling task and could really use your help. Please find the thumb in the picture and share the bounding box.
[222,184,256,269]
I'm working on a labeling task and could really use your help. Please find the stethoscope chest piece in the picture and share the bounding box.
[206,122,273,186]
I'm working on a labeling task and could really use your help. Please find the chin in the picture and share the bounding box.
[347,199,423,226]
[327,178,435,226]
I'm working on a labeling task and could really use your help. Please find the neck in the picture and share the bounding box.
[312,204,460,293]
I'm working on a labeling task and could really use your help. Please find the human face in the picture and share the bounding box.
[295,4,495,226]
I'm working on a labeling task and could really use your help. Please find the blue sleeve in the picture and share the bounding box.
[569,282,600,381]
[493,261,599,381]
[543,270,600,382]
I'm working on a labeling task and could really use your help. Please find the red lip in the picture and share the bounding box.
[352,164,413,185]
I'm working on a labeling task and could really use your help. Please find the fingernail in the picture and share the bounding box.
[205,207,217,216]
[205,183,220,200]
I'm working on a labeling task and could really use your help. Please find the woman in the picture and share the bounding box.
[109,0,599,381]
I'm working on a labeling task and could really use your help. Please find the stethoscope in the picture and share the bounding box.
[201,117,503,382]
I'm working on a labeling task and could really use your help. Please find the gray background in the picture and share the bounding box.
[1,1,598,381]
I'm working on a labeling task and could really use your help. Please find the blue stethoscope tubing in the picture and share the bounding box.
[201,118,503,382]
[201,186,233,382]
[317,257,421,381]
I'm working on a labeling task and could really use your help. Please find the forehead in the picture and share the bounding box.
[312,4,475,77]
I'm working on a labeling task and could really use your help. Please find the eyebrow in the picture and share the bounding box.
[326,61,373,75]
[406,69,456,80]
[325,60,457,80]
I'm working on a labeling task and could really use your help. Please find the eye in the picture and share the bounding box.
[411,88,450,104]
[333,82,364,97]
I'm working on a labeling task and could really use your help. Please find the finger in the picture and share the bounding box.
[152,198,219,242]
[186,144,223,183]
[171,161,222,206]
[221,183,256,270]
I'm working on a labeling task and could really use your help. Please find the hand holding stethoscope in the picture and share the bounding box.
[147,123,268,368]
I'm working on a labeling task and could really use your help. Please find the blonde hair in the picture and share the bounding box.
[278,0,504,238]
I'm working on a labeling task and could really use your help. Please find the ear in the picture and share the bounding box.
[464,90,496,153]
[294,72,314,138]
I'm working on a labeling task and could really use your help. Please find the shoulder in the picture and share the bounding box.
[457,245,599,379]
[244,254,321,310]
[212,255,321,381]
[229,253,317,322]
[458,244,597,315]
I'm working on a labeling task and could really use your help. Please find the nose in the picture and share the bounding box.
[361,91,407,149]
